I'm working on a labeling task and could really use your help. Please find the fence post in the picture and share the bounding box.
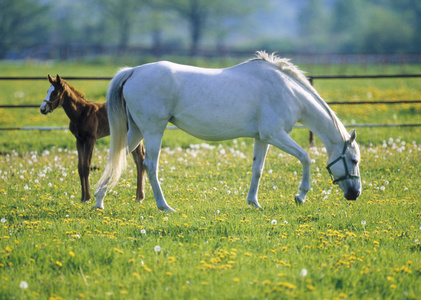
[308,77,315,147]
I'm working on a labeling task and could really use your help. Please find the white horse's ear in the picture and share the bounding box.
[349,129,357,142]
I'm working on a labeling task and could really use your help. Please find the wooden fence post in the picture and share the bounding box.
[308,77,315,147]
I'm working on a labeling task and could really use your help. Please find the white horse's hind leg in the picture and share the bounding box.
[143,133,175,212]
[247,139,269,209]
[127,111,144,153]
[264,130,311,205]
[93,178,109,209]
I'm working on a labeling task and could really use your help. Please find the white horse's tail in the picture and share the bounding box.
[96,67,135,189]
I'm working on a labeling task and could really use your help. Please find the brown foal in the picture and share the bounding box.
[40,74,145,202]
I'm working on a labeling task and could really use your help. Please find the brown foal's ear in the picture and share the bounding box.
[48,74,54,84]
[56,74,62,85]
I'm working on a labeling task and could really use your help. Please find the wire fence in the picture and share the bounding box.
[1,75,421,143]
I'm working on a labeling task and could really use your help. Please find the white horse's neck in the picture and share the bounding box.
[299,98,347,158]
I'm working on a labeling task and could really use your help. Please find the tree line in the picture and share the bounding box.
[1,0,420,59]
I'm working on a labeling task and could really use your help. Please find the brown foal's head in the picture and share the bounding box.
[40,74,66,115]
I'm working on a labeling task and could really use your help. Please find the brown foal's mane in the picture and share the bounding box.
[64,81,87,101]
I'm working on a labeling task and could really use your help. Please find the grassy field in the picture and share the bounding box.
[1,59,421,299]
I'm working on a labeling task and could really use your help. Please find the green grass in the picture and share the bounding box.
[1,60,421,299]
[1,139,420,299]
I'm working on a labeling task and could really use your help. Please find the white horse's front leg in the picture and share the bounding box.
[247,139,269,209]
[93,178,109,209]
[295,158,311,205]
[265,130,311,205]
[143,134,175,212]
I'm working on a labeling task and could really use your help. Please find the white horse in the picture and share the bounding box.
[95,51,361,212]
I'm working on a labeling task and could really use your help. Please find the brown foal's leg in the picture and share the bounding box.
[77,138,96,202]
[131,141,146,202]
[76,140,88,201]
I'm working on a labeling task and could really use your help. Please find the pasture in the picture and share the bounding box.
[1,60,421,299]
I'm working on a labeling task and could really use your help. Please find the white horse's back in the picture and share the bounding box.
[124,60,304,141]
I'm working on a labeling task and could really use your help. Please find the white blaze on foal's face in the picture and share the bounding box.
[40,85,55,114]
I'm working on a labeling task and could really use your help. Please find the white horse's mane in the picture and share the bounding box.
[250,51,349,141]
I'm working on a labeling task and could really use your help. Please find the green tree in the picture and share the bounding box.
[358,6,413,53]
[330,0,365,53]
[90,0,146,50]
[0,0,50,58]
[297,0,330,52]
[163,0,258,55]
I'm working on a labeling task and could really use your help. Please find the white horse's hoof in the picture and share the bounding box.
[247,200,263,210]
[294,194,305,205]
[158,205,176,212]
[92,205,104,210]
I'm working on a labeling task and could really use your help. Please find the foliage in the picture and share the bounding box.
[2,0,421,59]
[0,0,50,58]
[300,0,421,53]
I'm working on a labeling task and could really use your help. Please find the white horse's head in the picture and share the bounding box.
[326,129,361,200]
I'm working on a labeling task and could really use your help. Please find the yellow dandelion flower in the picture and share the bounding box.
[5,246,12,253]
[56,261,63,267]
[69,251,75,257]
[277,282,296,290]
[142,265,152,272]
[307,285,316,291]
[233,278,240,283]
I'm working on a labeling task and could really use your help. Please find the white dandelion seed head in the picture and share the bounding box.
[1,218,6,223]
[300,269,308,276]
[140,229,146,234]
[154,246,161,252]
[19,281,28,289]
[271,220,277,225]
[361,221,366,225]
